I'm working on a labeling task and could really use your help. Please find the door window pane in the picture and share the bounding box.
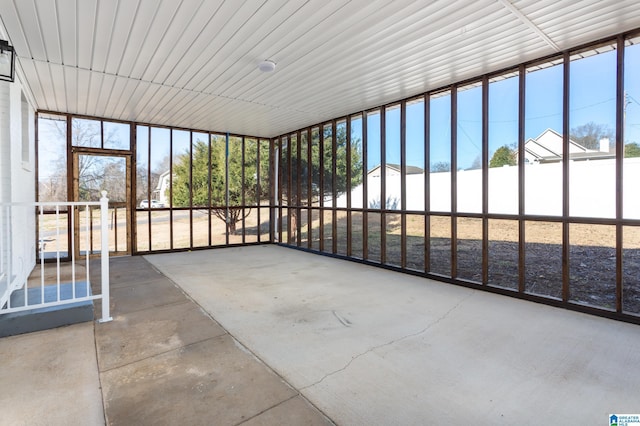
[103,121,130,150]
[71,118,101,148]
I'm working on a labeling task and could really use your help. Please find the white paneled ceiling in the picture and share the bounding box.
[1,0,640,137]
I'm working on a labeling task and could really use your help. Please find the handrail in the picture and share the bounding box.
[0,191,112,323]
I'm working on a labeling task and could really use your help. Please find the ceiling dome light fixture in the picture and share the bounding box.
[258,59,276,73]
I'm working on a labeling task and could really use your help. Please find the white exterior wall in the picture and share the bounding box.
[0,77,37,297]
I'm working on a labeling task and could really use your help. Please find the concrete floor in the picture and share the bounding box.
[147,245,640,425]
[3,245,640,425]
[1,253,331,426]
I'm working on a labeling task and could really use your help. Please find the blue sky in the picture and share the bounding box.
[363,43,640,171]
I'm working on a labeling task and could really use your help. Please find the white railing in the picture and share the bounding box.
[0,191,112,323]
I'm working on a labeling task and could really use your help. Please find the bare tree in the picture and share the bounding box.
[570,122,614,151]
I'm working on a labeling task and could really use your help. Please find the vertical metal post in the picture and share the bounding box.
[147,126,152,250]
[380,106,387,264]
[99,191,112,323]
[169,130,174,249]
[190,132,194,248]
[225,132,230,245]
[346,118,352,257]
[272,139,279,242]
[400,101,407,269]
[252,138,262,242]
[615,35,624,312]
[241,136,246,244]
[307,129,313,250]
[287,133,293,244]
[451,86,458,279]
[296,131,302,247]
[482,76,489,285]
[424,94,431,273]
[319,128,324,251]
[362,112,369,260]
[562,51,570,302]
[332,120,337,254]
[210,134,216,246]
[518,64,526,293]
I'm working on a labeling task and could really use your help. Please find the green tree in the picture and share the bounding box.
[625,142,640,158]
[278,126,362,241]
[280,125,362,205]
[172,136,269,233]
[489,145,516,168]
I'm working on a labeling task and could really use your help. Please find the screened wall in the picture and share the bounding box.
[134,127,272,252]
[35,30,640,324]
[36,114,272,257]
[274,31,640,324]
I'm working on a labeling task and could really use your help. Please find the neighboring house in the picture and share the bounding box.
[523,128,614,163]
[152,170,171,206]
[367,163,424,178]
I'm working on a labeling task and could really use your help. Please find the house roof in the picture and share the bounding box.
[524,128,614,163]
[369,164,424,175]
[2,1,640,138]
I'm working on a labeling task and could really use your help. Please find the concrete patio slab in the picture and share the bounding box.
[95,300,226,371]
[0,322,104,426]
[107,277,185,315]
[147,245,640,425]
[242,396,333,426]
[91,254,331,425]
[108,258,167,289]
[100,334,299,426]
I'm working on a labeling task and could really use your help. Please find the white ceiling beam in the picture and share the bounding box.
[497,0,560,52]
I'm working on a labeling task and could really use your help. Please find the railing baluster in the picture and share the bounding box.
[85,205,90,298]
[40,206,44,305]
[0,198,111,322]
[71,205,76,299]
[56,205,60,303]
[99,191,112,322]
[6,205,12,308]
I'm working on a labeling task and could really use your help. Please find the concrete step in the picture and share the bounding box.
[0,282,94,337]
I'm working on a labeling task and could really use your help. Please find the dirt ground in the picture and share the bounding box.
[295,211,640,315]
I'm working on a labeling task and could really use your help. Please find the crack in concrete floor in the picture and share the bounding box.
[300,292,474,391]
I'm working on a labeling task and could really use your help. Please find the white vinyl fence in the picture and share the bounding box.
[338,158,640,219]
